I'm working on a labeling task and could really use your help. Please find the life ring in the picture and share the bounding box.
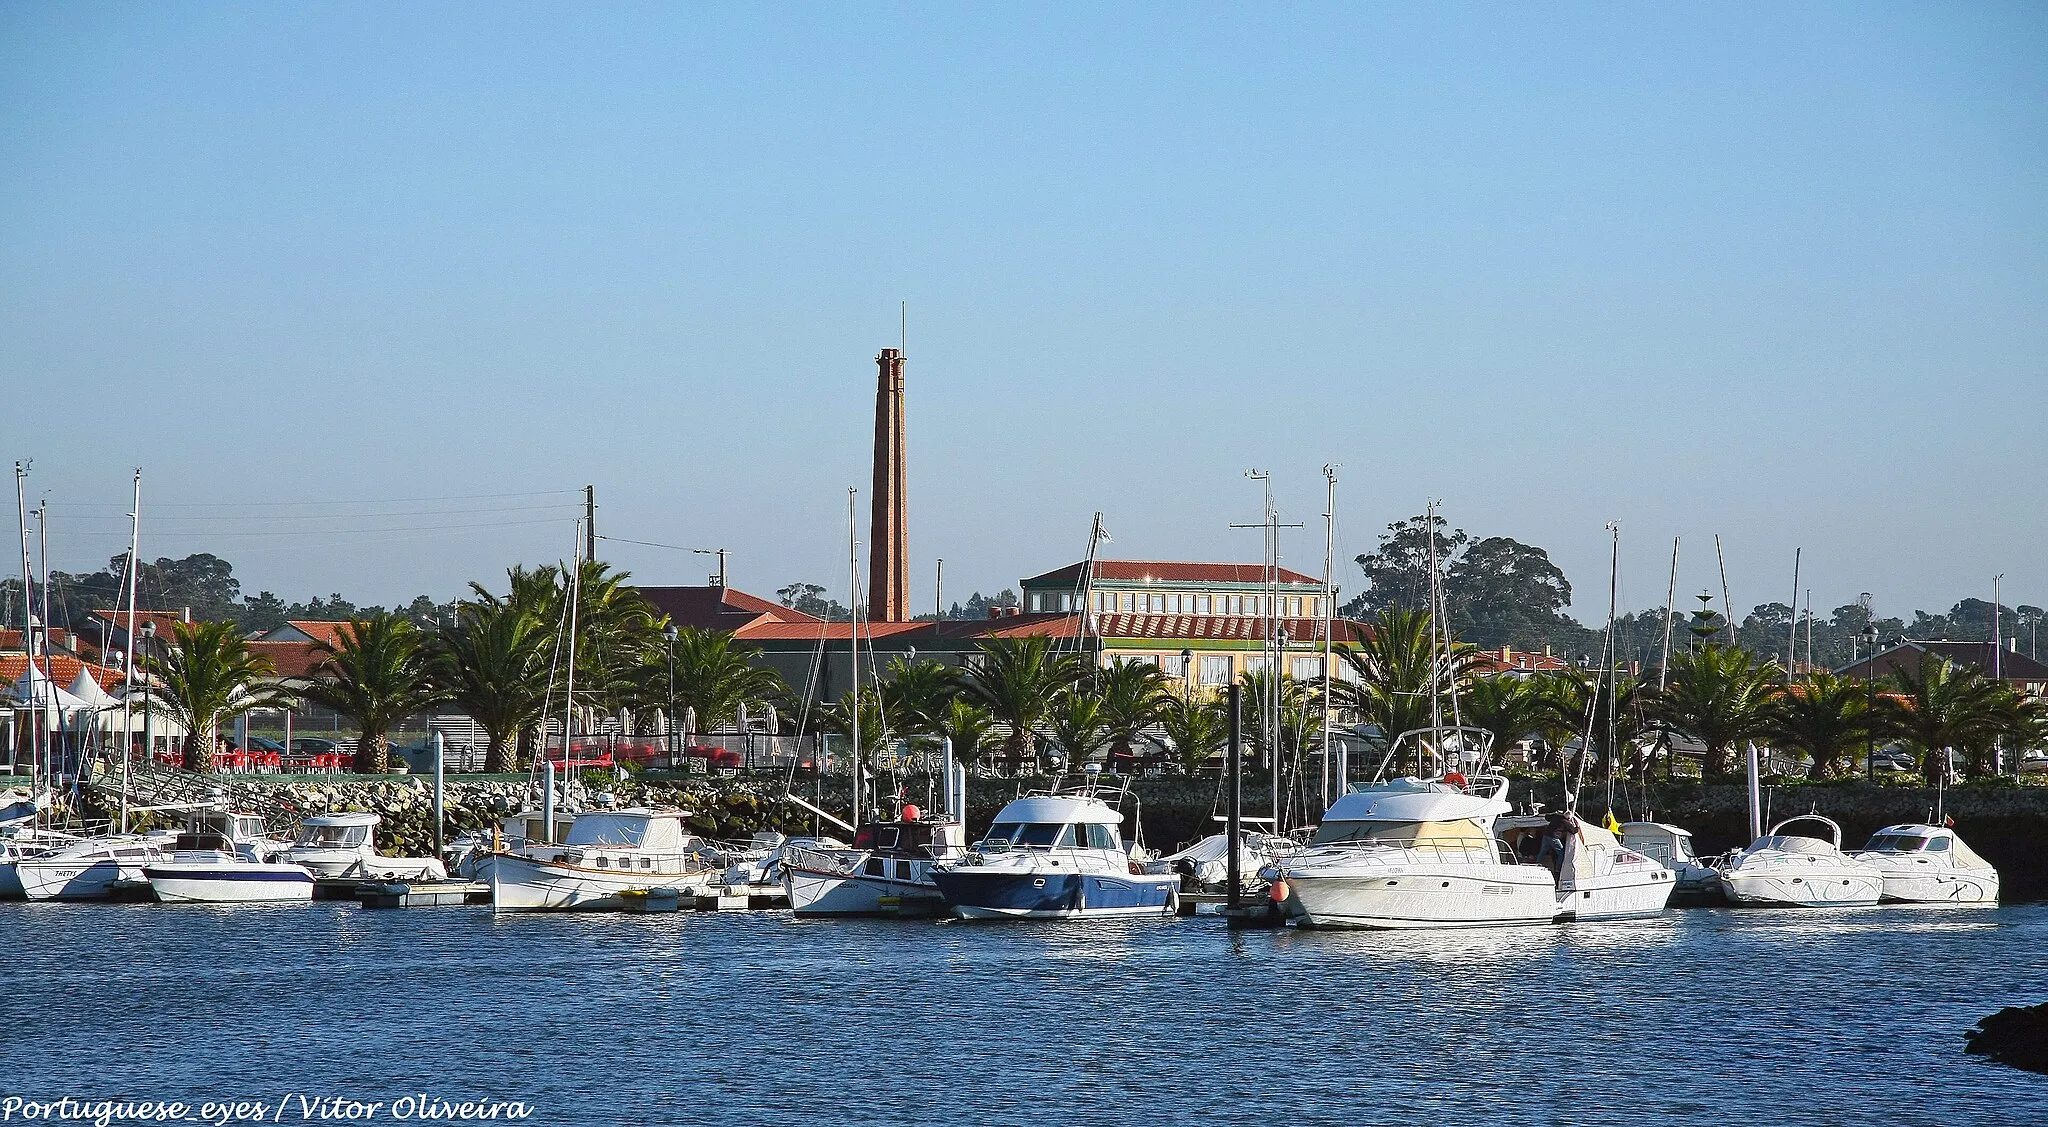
[1444,770,1468,789]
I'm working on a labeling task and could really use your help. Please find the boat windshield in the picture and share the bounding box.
[1863,833,1929,853]
[1311,819,1490,848]
[980,822,1064,849]
[294,824,369,847]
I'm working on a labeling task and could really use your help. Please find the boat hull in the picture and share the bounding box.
[0,863,23,900]
[19,858,151,902]
[1721,866,1883,908]
[1285,866,1561,929]
[932,869,1178,920]
[144,864,315,903]
[1874,867,1999,904]
[286,849,447,881]
[785,865,942,917]
[1561,869,1677,921]
[477,852,714,912]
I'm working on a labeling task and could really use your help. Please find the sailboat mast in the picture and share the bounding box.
[9,462,26,782]
[1601,523,1620,814]
[847,487,862,829]
[1320,464,1337,808]
[562,522,582,812]
[121,469,141,833]
[1715,535,1735,647]
[1658,536,1679,691]
[1426,500,1443,764]
[1783,547,1802,681]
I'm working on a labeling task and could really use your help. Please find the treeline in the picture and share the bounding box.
[0,552,455,636]
[1340,513,2044,669]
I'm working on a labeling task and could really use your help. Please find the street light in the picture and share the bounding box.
[140,620,157,768]
[1862,622,1879,780]
[664,624,679,767]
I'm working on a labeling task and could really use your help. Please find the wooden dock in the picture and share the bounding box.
[346,880,493,908]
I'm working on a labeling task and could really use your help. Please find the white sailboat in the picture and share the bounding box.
[17,834,170,901]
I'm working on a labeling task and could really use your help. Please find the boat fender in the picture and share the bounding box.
[1268,879,1290,904]
[1128,859,1144,875]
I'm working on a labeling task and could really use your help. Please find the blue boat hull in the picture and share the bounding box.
[932,869,1178,920]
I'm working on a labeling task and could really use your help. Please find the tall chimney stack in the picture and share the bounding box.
[868,348,909,622]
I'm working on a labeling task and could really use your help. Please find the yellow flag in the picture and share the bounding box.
[1603,810,1622,834]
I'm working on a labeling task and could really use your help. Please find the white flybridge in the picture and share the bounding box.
[476,808,722,912]
[1719,814,1884,908]
[1852,823,1999,904]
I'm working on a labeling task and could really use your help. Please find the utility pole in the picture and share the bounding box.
[935,558,944,620]
[584,485,596,562]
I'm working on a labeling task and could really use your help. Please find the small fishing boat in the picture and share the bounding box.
[144,817,316,903]
[1718,814,1883,908]
[931,785,1177,921]
[1852,823,1999,904]
[1619,822,1721,903]
[17,835,171,901]
[1140,831,1296,892]
[783,812,962,917]
[283,812,447,881]
[475,808,722,912]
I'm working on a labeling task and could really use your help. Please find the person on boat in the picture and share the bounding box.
[1536,813,1571,876]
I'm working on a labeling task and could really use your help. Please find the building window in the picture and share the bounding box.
[1172,594,1186,614]
[1292,657,1323,681]
[1062,592,1077,612]
[1160,653,1189,678]
[1245,655,1271,676]
[1200,654,1233,686]
[1286,597,1301,617]
[1027,592,1042,612]
[1197,595,1212,615]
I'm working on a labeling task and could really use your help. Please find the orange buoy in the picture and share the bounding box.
[1445,770,1468,789]
[1268,879,1290,903]
[901,804,921,822]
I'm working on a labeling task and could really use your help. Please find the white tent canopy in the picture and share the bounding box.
[66,668,119,708]
[9,665,90,711]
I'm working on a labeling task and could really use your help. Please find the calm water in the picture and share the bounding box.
[3,902,2046,1126]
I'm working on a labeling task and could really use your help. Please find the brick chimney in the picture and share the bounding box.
[868,348,908,622]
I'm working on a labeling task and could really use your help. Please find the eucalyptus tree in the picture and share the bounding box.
[1878,655,2013,784]
[1765,671,1873,779]
[299,612,447,774]
[144,620,293,772]
[432,601,551,774]
[1649,644,1781,777]
[960,636,1087,773]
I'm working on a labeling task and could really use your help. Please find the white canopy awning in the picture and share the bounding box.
[10,665,90,711]
[66,668,119,707]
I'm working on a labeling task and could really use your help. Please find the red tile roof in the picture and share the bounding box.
[0,655,125,692]
[1022,560,1324,587]
[635,586,823,634]
[1468,646,1571,674]
[282,620,352,647]
[86,609,194,636]
[247,640,327,680]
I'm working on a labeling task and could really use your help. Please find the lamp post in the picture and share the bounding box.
[1179,647,1195,699]
[664,624,678,767]
[1862,622,1879,780]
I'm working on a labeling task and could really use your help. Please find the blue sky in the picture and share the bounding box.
[2,4,2042,623]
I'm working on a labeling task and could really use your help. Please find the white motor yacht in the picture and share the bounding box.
[1141,831,1297,892]
[474,808,722,911]
[283,812,447,881]
[1496,813,1676,920]
[1718,814,1883,908]
[931,787,1178,920]
[1270,774,1560,929]
[1852,823,1999,904]
[18,835,171,901]
[1619,822,1721,903]
[143,823,316,904]
[783,815,962,917]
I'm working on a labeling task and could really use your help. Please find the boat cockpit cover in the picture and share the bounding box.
[1751,835,1837,857]
[565,814,650,848]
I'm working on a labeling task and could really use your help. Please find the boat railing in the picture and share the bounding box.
[1306,835,1507,865]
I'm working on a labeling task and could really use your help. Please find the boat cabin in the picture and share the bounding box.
[176,812,272,858]
[562,809,692,853]
[294,813,379,849]
[851,819,966,858]
[1861,825,1953,854]
[1620,822,1700,867]
[976,795,1127,853]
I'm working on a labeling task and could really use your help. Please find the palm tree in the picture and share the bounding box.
[1461,675,1546,767]
[1156,689,1230,774]
[298,612,446,774]
[1333,607,1472,771]
[144,620,293,772]
[935,697,997,771]
[1238,668,1321,769]
[815,687,887,761]
[669,628,786,738]
[960,636,1086,773]
[1650,643,1780,777]
[1878,654,2012,785]
[1045,688,1110,769]
[880,657,958,744]
[1094,659,1169,763]
[432,602,550,774]
[1766,670,1873,779]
